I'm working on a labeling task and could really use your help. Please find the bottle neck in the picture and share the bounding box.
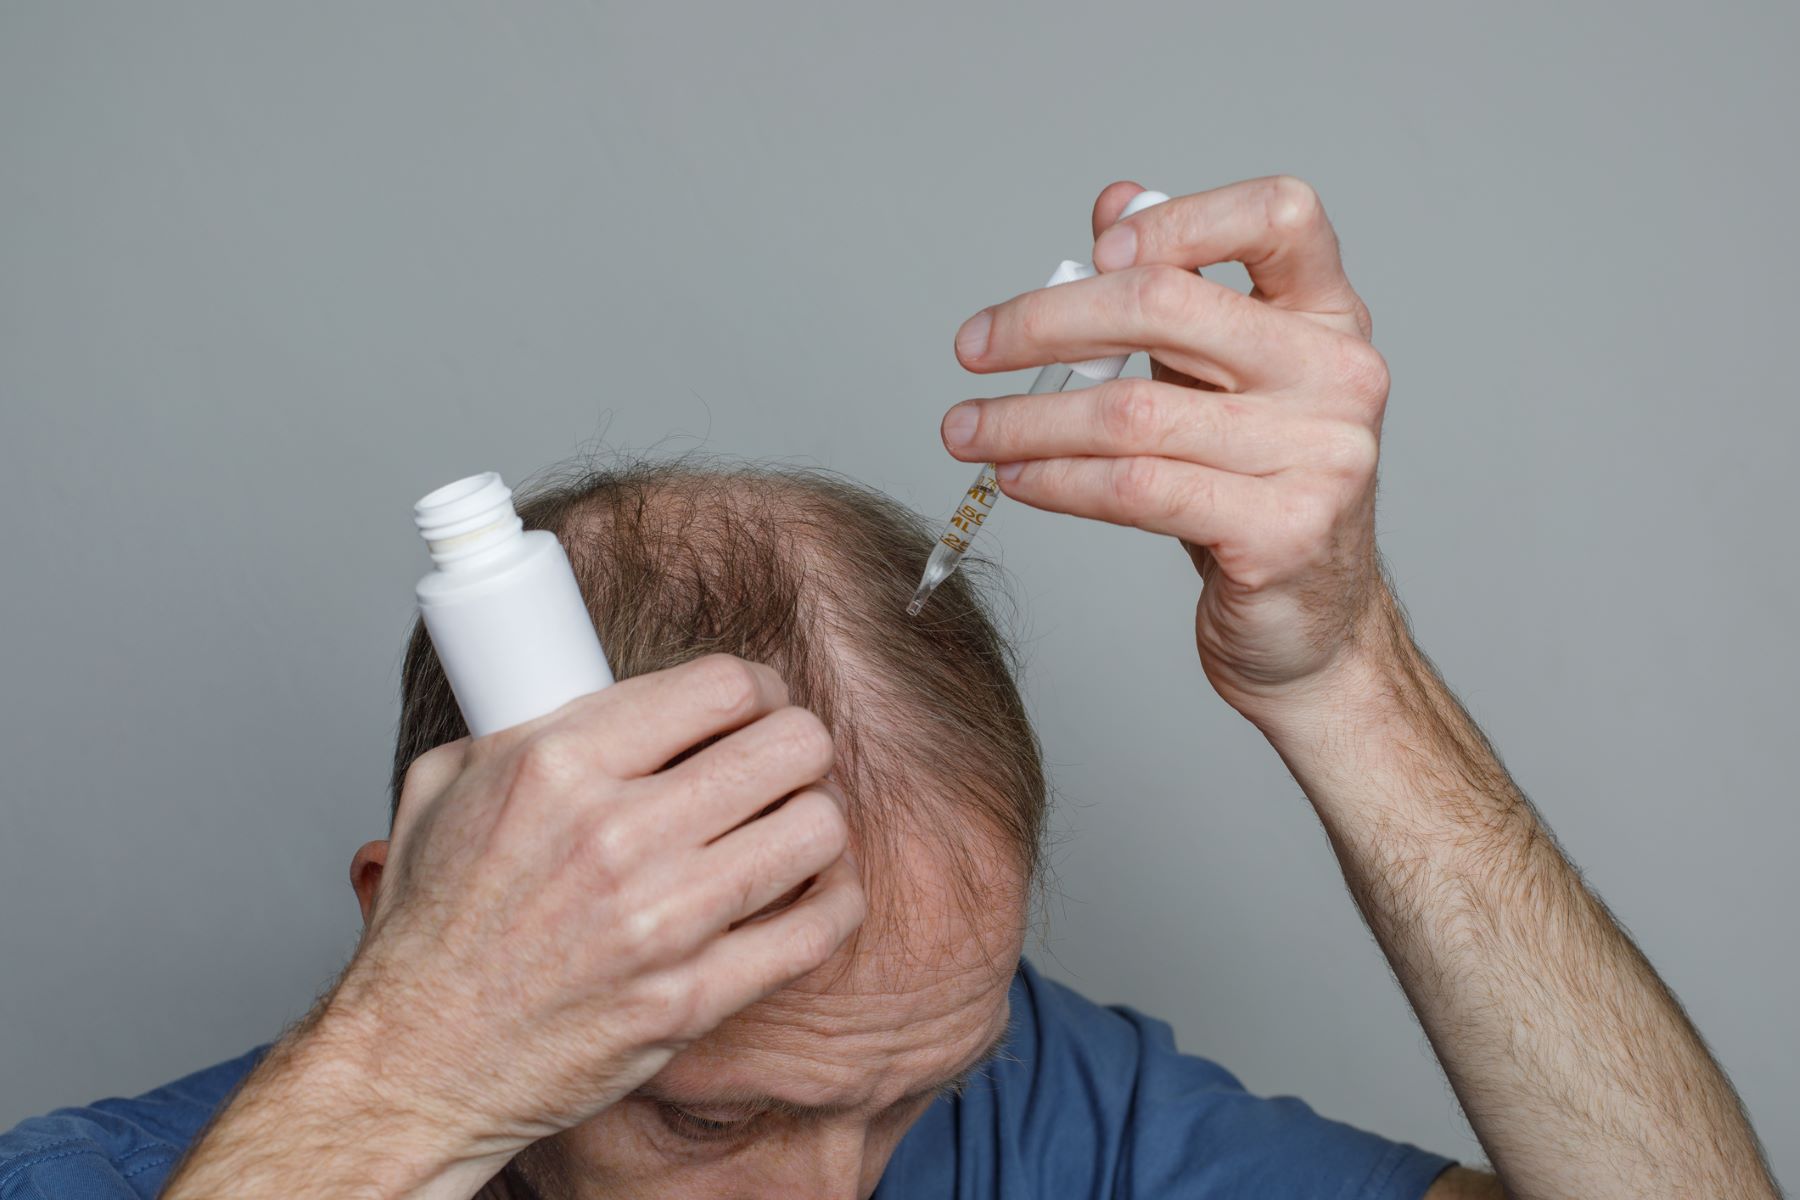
[414,472,527,570]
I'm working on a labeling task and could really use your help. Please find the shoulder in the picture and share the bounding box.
[894,962,1457,1199]
[999,958,1249,1114]
[0,1047,265,1199]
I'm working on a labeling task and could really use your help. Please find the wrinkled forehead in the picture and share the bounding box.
[657,828,1028,1112]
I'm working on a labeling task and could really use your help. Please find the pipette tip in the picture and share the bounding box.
[905,567,946,616]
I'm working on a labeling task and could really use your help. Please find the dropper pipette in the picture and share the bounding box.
[906,190,1171,617]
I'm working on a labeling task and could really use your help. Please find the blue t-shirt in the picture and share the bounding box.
[0,961,1454,1198]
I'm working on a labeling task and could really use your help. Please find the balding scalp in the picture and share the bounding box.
[392,455,1047,921]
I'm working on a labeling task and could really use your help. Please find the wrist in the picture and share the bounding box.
[1234,588,1528,848]
[165,993,514,1200]
[1220,584,1422,748]
[309,978,530,1172]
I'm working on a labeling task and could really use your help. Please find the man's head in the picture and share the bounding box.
[356,457,1047,1197]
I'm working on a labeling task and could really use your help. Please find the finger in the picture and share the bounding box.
[682,854,866,1027]
[943,379,1296,477]
[1091,180,1149,239]
[1090,176,1368,332]
[993,455,1267,544]
[956,265,1312,393]
[1091,183,1220,385]
[390,737,471,844]
[546,654,791,780]
[648,706,837,844]
[691,786,849,931]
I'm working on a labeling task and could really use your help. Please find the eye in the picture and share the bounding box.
[655,1101,754,1143]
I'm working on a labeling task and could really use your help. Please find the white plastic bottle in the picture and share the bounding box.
[413,472,614,737]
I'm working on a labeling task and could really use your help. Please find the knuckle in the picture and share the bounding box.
[785,913,841,971]
[1330,337,1391,405]
[769,706,836,775]
[616,902,665,957]
[398,740,462,800]
[1131,264,1195,327]
[638,971,705,1041]
[1110,455,1163,512]
[1016,292,1053,346]
[1319,422,1380,478]
[397,757,431,800]
[563,820,636,920]
[577,815,633,883]
[792,791,850,861]
[1264,175,1324,235]
[691,654,765,717]
[1099,378,1162,445]
[556,687,611,725]
[516,729,584,792]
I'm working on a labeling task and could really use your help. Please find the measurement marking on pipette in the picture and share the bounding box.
[935,463,1000,555]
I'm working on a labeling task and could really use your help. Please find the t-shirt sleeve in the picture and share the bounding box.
[1010,963,1457,1200]
[0,1048,265,1200]
[0,1129,169,1200]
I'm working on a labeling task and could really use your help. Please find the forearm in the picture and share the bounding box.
[161,1002,509,1200]
[1254,588,1776,1200]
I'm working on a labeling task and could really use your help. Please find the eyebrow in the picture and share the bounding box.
[637,1014,1015,1122]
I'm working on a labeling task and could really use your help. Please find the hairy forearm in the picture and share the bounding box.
[161,1002,507,1200]
[1254,588,1776,1199]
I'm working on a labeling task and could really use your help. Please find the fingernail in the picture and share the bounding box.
[1092,223,1137,272]
[942,402,979,449]
[995,461,1023,483]
[955,310,992,361]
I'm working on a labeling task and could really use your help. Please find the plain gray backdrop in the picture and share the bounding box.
[3,0,1795,1186]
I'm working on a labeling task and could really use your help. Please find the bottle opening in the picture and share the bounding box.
[418,471,501,513]
[415,471,524,566]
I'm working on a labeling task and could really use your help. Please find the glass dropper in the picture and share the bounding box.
[906,190,1172,617]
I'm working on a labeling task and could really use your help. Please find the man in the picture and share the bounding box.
[0,179,1778,1199]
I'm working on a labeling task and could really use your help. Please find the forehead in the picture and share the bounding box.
[653,828,1028,1113]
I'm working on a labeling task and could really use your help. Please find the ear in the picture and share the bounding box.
[349,840,389,925]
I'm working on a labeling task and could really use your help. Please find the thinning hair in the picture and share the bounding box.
[391,455,1047,909]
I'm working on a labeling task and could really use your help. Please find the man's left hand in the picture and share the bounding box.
[941,177,1391,721]
[942,179,1784,1200]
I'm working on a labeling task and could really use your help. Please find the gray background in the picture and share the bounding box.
[2,0,1795,1186]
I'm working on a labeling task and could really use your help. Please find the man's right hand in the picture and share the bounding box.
[164,654,865,1199]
